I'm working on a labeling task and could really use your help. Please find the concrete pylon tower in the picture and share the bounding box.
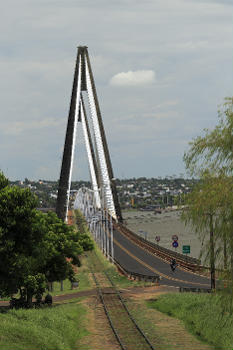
[56,46,122,223]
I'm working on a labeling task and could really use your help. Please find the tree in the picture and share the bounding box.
[0,183,93,305]
[0,171,9,190]
[183,97,233,296]
[184,97,233,176]
[181,173,229,289]
[39,211,90,285]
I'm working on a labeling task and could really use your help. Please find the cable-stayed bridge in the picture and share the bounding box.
[56,46,211,290]
[56,46,122,224]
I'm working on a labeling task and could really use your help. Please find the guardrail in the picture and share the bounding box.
[180,287,212,293]
[114,257,161,284]
[114,221,205,273]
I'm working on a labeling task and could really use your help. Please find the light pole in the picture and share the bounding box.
[101,185,114,262]
[74,186,114,262]
[110,212,114,262]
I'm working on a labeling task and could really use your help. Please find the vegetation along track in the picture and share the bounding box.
[88,251,156,350]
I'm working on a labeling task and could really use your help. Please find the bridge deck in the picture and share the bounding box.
[113,227,211,289]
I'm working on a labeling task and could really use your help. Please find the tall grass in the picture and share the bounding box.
[148,293,233,350]
[0,301,87,350]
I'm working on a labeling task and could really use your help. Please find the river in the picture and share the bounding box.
[122,209,205,262]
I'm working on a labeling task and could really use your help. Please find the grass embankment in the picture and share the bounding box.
[0,301,87,350]
[148,293,233,350]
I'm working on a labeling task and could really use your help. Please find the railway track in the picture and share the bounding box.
[88,251,156,350]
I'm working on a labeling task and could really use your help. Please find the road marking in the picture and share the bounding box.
[114,237,210,287]
[115,227,210,280]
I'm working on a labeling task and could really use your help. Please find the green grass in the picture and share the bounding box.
[147,293,233,350]
[0,300,88,350]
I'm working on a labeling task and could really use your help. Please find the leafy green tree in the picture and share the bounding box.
[183,97,233,296]
[0,183,93,305]
[181,173,228,289]
[0,186,43,301]
[40,211,89,285]
[184,97,233,176]
[0,171,9,190]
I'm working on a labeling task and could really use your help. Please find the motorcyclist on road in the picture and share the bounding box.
[170,258,177,272]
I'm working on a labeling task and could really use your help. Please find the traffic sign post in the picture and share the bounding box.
[172,235,178,250]
[182,245,190,254]
[182,245,190,261]
[139,230,147,240]
[172,235,178,241]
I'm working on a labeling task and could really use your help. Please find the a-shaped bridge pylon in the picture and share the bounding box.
[56,46,122,223]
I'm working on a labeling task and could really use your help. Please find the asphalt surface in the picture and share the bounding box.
[113,228,211,289]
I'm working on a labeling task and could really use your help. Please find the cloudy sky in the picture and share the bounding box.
[0,0,232,181]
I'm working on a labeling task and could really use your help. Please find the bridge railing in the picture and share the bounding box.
[113,257,161,284]
[114,221,206,272]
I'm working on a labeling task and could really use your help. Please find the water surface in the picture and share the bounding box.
[123,210,204,261]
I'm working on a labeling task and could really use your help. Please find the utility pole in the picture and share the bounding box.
[209,214,216,290]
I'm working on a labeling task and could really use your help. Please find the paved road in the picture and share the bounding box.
[113,228,211,289]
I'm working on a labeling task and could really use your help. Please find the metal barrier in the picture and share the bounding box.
[115,222,205,272]
[114,258,161,284]
[179,287,212,293]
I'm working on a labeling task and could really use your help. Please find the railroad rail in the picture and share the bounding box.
[88,251,156,350]
[114,221,204,273]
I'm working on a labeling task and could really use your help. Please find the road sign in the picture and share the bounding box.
[172,241,178,248]
[155,236,160,242]
[182,245,190,254]
[172,235,178,241]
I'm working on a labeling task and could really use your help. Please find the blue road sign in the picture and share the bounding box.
[172,241,178,248]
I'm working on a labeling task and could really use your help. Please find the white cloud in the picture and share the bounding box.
[2,118,63,136]
[0,0,231,179]
[110,70,155,87]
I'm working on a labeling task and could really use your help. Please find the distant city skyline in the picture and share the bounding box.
[0,0,232,181]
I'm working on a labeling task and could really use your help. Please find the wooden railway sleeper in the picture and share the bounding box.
[90,254,156,350]
[104,270,156,350]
